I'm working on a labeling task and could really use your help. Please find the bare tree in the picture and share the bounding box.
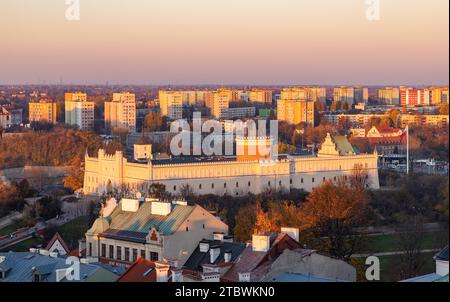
[396,216,427,280]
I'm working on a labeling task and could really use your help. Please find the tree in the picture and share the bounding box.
[144,112,163,132]
[330,100,342,112]
[438,104,449,115]
[179,184,195,200]
[396,216,427,280]
[253,202,278,234]
[148,183,167,199]
[299,175,369,261]
[233,203,257,242]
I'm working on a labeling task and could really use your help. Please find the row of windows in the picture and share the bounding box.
[95,243,159,262]
[171,175,369,192]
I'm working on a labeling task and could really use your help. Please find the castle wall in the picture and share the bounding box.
[83,150,379,196]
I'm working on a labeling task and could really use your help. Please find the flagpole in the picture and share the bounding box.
[406,125,409,175]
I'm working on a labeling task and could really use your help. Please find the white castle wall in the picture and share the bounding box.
[83,149,379,196]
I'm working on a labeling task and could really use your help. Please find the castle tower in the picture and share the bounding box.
[236,136,275,161]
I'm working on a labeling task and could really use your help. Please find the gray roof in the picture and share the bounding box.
[0,252,117,282]
[183,239,246,272]
[435,245,449,261]
[101,201,196,237]
[271,272,348,282]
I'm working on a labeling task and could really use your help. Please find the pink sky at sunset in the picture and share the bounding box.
[0,0,448,85]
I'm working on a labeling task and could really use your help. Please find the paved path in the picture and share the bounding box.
[0,212,22,230]
[352,249,441,258]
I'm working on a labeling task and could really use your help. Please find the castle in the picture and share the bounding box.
[83,134,380,196]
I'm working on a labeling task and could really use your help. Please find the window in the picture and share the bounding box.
[0,271,4,280]
[248,181,251,187]
[88,243,92,256]
[116,246,122,260]
[132,249,138,262]
[109,245,114,259]
[290,179,292,185]
[173,185,176,191]
[150,252,159,261]
[199,184,202,190]
[211,183,214,189]
[236,182,239,188]
[323,177,326,182]
[124,248,130,261]
[141,250,146,259]
[279,181,282,186]
[268,181,271,187]
[101,244,106,258]
[301,178,304,184]
[224,183,227,188]
[186,226,189,231]
[202,223,205,229]
[312,178,315,183]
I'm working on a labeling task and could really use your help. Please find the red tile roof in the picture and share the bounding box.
[117,257,172,282]
[221,233,302,282]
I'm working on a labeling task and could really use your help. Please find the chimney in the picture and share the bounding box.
[209,246,221,264]
[155,262,170,282]
[171,269,184,282]
[281,227,300,242]
[238,272,251,282]
[252,235,270,252]
[213,232,225,241]
[199,240,210,253]
[224,250,232,263]
[164,258,180,269]
[121,198,139,212]
[151,201,172,216]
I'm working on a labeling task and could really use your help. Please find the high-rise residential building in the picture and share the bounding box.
[205,89,233,118]
[277,98,315,126]
[333,87,355,105]
[400,87,431,106]
[354,86,369,104]
[158,91,183,120]
[64,92,95,130]
[248,89,273,103]
[280,87,326,103]
[29,99,57,124]
[378,87,400,105]
[430,86,449,105]
[104,92,136,133]
[0,106,22,129]
[158,90,213,107]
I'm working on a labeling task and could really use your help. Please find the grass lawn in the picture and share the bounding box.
[362,230,449,254]
[377,252,436,282]
[0,237,44,252]
[0,224,18,237]
[55,216,91,250]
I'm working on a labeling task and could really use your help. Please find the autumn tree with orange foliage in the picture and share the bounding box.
[299,170,369,261]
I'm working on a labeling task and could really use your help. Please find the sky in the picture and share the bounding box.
[0,0,448,85]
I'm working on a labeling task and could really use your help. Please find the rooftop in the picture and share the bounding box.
[0,252,118,282]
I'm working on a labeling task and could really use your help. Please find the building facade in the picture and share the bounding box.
[333,87,355,105]
[85,198,228,267]
[0,106,22,129]
[104,93,136,133]
[28,99,57,124]
[158,91,183,120]
[83,135,380,197]
[378,87,400,105]
[64,92,95,130]
[248,89,273,103]
[277,98,315,126]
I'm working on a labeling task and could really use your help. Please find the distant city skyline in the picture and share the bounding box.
[0,0,448,85]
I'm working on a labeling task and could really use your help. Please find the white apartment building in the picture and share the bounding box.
[64,92,95,130]
[105,92,136,133]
